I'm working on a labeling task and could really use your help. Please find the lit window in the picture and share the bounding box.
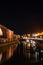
[0,28,3,36]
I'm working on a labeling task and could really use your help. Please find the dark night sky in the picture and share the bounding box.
[0,1,43,35]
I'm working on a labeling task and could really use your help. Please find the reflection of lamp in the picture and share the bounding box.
[26,39,29,42]
[27,43,30,47]
[30,40,36,47]
[0,28,3,36]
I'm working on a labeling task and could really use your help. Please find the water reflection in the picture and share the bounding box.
[21,39,43,63]
[0,53,2,62]
[0,43,18,63]
[1,40,43,64]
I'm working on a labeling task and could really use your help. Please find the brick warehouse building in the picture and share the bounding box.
[0,25,15,62]
[0,24,14,42]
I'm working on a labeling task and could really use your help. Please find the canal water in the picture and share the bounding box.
[1,41,43,65]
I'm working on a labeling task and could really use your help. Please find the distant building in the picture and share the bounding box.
[14,34,20,40]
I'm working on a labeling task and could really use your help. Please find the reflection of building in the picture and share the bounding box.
[0,24,14,42]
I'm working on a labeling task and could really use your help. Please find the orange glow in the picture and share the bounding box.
[37,32,43,36]
[35,33,39,36]
[34,34,38,36]
[23,32,43,37]
[32,33,40,37]
[27,34,30,37]
[41,32,43,35]
[34,32,43,36]
[27,43,30,47]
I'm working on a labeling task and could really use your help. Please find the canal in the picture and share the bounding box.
[1,39,43,65]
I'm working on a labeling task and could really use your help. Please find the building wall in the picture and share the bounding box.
[0,25,14,41]
[7,29,14,41]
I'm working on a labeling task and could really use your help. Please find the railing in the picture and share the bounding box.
[0,40,20,47]
[22,37,43,41]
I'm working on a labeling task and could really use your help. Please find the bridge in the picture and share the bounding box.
[22,37,43,41]
[21,37,43,50]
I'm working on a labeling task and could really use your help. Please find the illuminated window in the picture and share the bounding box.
[0,28,3,36]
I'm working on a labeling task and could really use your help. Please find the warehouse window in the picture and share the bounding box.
[0,28,3,36]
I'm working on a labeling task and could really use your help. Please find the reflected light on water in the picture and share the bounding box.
[0,53,2,62]
[7,47,12,59]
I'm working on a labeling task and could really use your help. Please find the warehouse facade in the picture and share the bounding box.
[0,24,14,42]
